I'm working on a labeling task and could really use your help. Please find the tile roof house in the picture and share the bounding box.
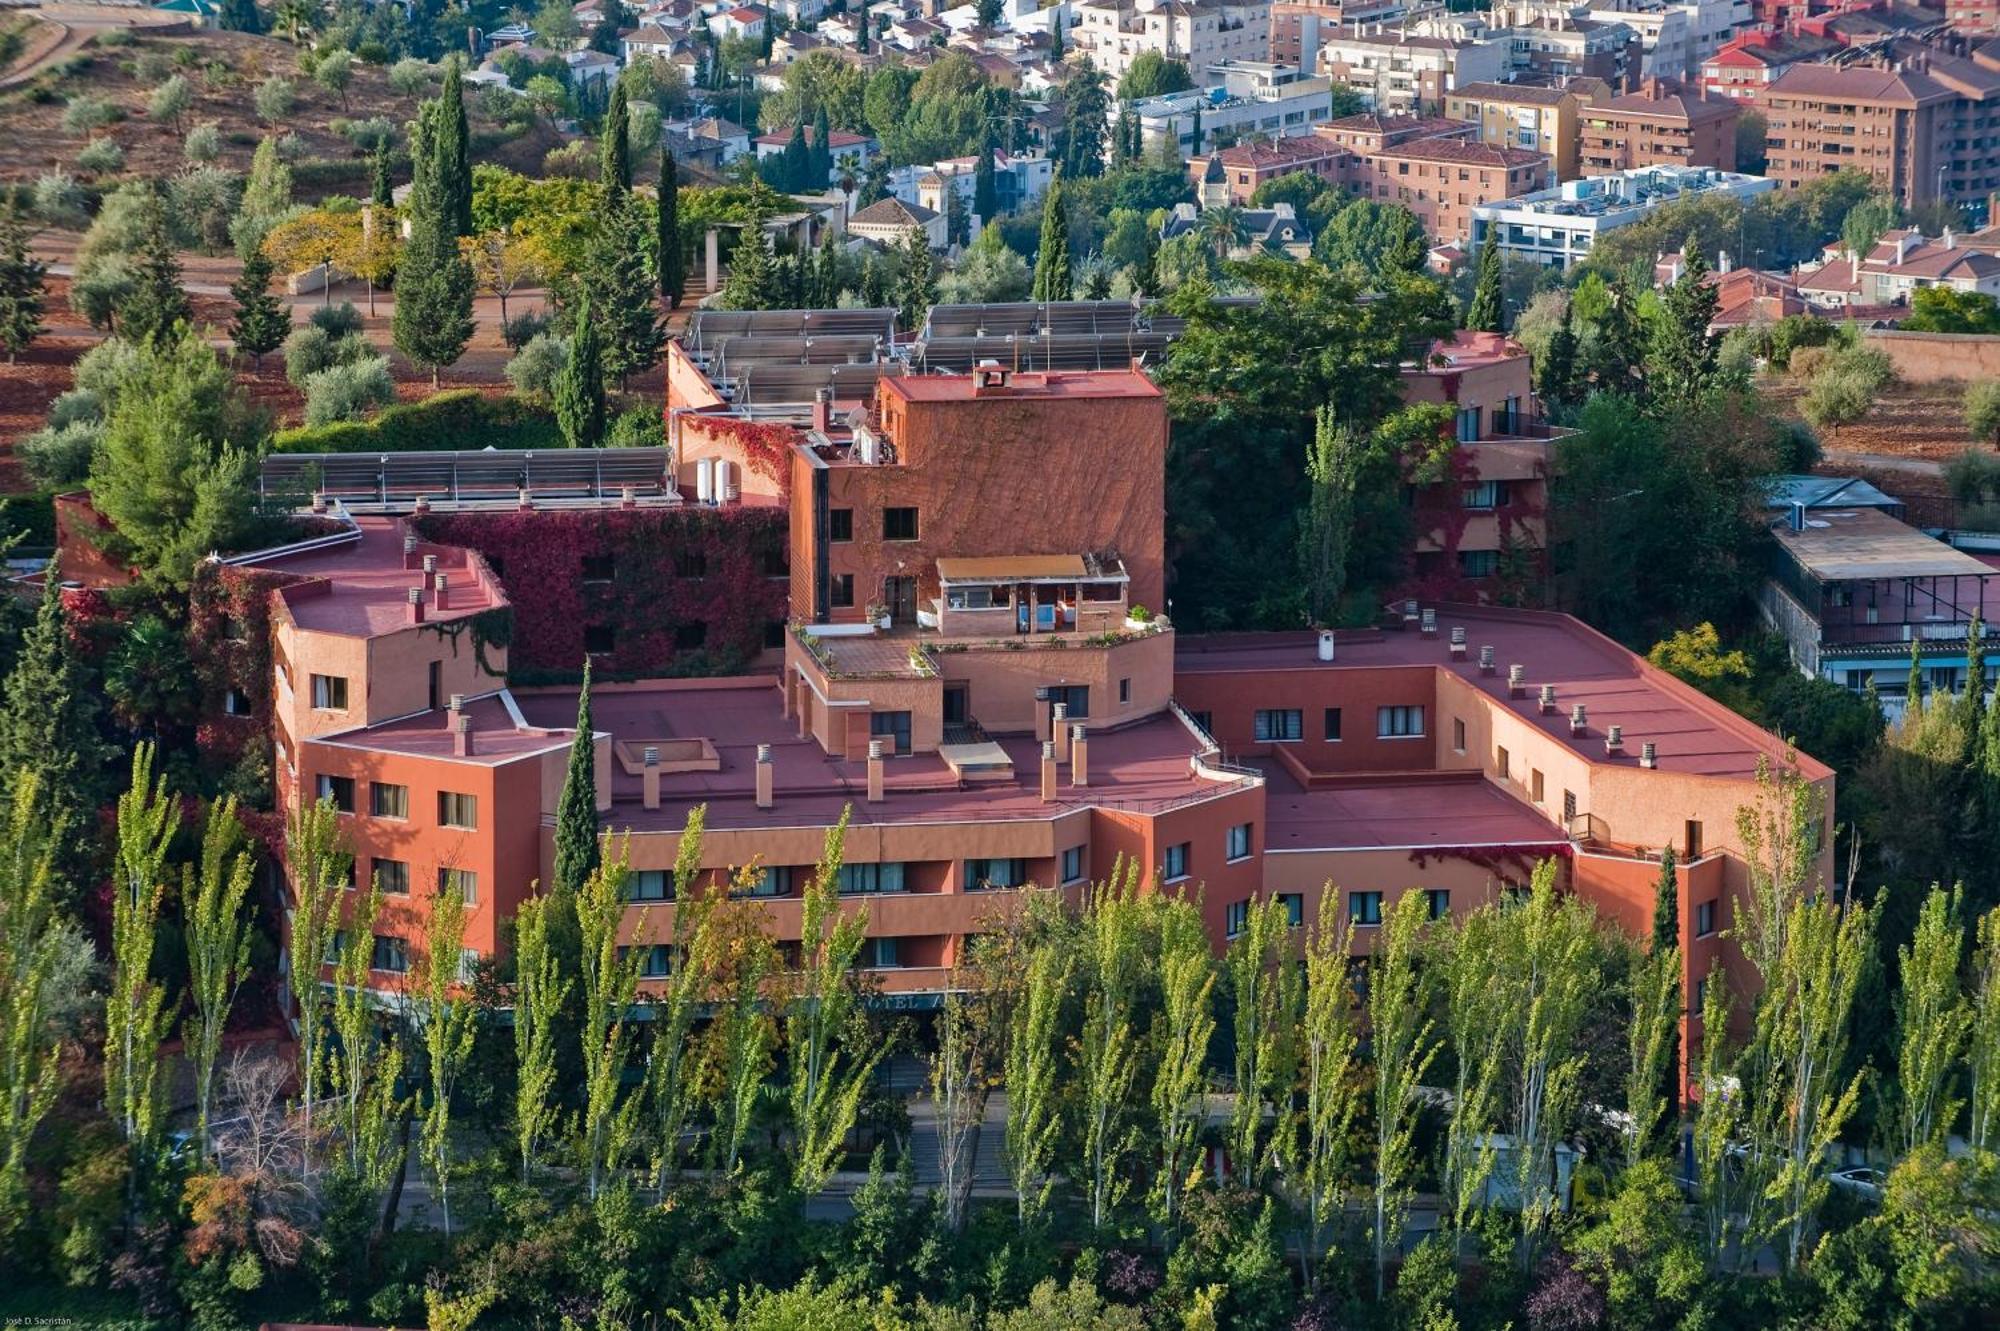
[847,196,948,248]
[1162,201,1315,259]
[1795,229,2000,307]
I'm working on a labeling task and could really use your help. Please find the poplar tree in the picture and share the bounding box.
[1895,884,1972,1155]
[0,778,66,1250]
[788,809,881,1195]
[705,878,776,1173]
[2,586,108,894]
[579,839,646,1197]
[1079,861,1145,1230]
[1691,964,1740,1261]
[659,150,685,309]
[183,796,256,1164]
[554,296,608,448]
[1228,894,1300,1190]
[0,205,45,363]
[417,875,477,1233]
[1005,897,1069,1225]
[286,795,351,1177]
[645,807,714,1187]
[931,936,999,1234]
[553,663,600,898]
[1298,890,1363,1289]
[229,246,289,370]
[1370,890,1436,1300]
[1149,896,1214,1241]
[1438,904,1506,1256]
[1970,903,2000,1152]
[1030,179,1071,303]
[1626,940,1681,1168]
[1299,407,1358,628]
[106,744,178,1182]
[513,890,569,1182]
[601,77,632,195]
[1465,230,1504,334]
[332,874,404,1192]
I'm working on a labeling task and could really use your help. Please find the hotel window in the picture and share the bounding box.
[1685,820,1703,859]
[1455,406,1481,441]
[1163,842,1190,882]
[440,867,477,905]
[829,508,854,542]
[315,774,355,813]
[838,862,906,894]
[1378,705,1426,738]
[581,554,614,582]
[373,858,409,896]
[310,674,349,710]
[626,869,673,902]
[882,507,920,541]
[966,858,1026,889]
[869,936,902,968]
[1459,549,1499,577]
[370,782,408,818]
[1119,677,1131,704]
[639,944,672,979]
[1427,888,1451,920]
[1697,899,1717,938]
[831,573,856,607]
[1496,746,1510,780]
[224,688,252,716]
[371,934,409,974]
[438,792,477,829]
[1226,822,1253,862]
[1278,892,1305,927]
[1061,845,1085,884]
[752,866,790,897]
[1453,717,1466,752]
[1531,769,1545,804]
[584,625,616,655]
[1225,899,1249,938]
[946,584,1000,610]
[1563,789,1577,824]
[1349,890,1384,926]
[1324,707,1342,741]
[1693,976,1707,1015]
[870,710,912,755]
[1462,480,1509,510]
[1254,708,1303,742]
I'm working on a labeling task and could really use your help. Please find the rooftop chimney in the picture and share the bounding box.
[813,387,834,434]
[433,572,451,611]
[1539,683,1557,713]
[1319,630,1337,662]
[1420,607,1437,636]
[403,533,420,568]
[1071,724,1089,787]
[620,484,637,510]
[643,744,661,810]
[1640,740,1657,769]
[1479,645,1496,675]
[449,693,466,715]
[1508,663,1526,697]
[1605,724,1624,755]
[413,494,431,515]
[407,586,425,624]
[453,712,474,757]
[517,487,534,512]
[311,490,328,515]
[755,744,773,809]
[1450,626,1467,658]
[423,554,439,576]
[1052,702,1070,759]
[1040,740,1058,802]
[1570,702,1588,735]
[866,739,885,803]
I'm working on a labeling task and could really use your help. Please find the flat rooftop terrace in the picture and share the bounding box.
[1259,766,1566,853]
[247,517,504,638]
[309,692,576,764]
[1176,607,1831,783]
[511,680,1253,831]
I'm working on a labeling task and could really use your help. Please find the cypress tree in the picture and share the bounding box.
[898,227,936,330]
[228,248,288,370]
[1537,301,1579,410]
[1188,102,1201,156]
[1651,845,1678,954]
[811,105,833,188]
[1049,15,1062,61]
[0,204,46,364]
[1649,244,1720,408]
[370,143,394,207]
[814,225,840,307]
[577,196,665,387]
[2,582,109,898]
[393,94,475,387]
[600,77,632,195]
[1465,230,1505,333]
[118,189,192,349]
[1030,179,1071,303]
[434,59,473,237]
[554,296,608,449]
[782,121,810,193]
[973,136,997,227]
[551,662,601,898]
[659,149,685,310]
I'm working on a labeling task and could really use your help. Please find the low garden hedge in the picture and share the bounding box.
[270,389,564,454]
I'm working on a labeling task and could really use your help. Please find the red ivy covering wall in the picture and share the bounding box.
[1398,447,1549,608]
[188,563,299,776]
[413,506,789,682]
[698,416,799,499]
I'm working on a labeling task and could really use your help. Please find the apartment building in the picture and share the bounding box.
[1316,20,1512,114]
[1351,135,1552,242]
[1444,81,1587,180]
[1187,132,1349,202]
[1130,64,1340,157]
[1578,82,1741,171]
[1504,10,1643,87]
[1268,0,1419,69]
[1699,28,1839,99]
[1470,164,1776,268]
[1070,0,1271,83]
[1762,46,2000,210]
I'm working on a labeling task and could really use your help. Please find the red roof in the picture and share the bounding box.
[254,518,505,640]
[880,368,1161,403]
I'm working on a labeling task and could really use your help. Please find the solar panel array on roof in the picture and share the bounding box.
[685,307,898,358]
[724,361,893,407]
[908,332,1173,373]
[918,295,1261,341]
[261,449,673,506]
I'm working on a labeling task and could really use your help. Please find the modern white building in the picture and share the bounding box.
[1468,164,1776,270]
[1130,63,1336,158]
[1070,0,1273,85]
[1314,15,1511,114]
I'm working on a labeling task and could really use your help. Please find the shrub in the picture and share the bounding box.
[74,338,145,401]
[303,357,396,426]
[33,172,89,228]
[76,137,123,175]
[309,301,364,339]
[1788,344,1835,381]
[337,117,397,153]
[1801,366,1875,436]
[20,421,102,487]
[355,39,390,65]
[148,75,192,128]
[605,405,662,449]
[542,141,595,179]
[133,49,175,82]
[273,132,307,162]
[61,95,117,136]
[1947,446,2000,504]
[92,25,131,47]
[47,387,104,430]
[1966,379,2000,450]
[388,58,434,96]
[255,76,296,124]
[68,260,133,331]
[184,122,223,164]
[271,389,563,453]
[501,310,550,351]
[503,332,569,398]
[283,325,372,386]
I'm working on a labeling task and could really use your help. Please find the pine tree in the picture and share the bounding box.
[577,196,665,387]
[392,97,475,387]
[600,77,632,195]
[0,206,45,364]
[371,143,394,207]
[658,149,685,309]
[1030,179,1071,303]
[1537,301,1579,410]
[1465,230,1505,333]
[973,136,997,228]
[1,585,108,896]
[434,59,473,236]
[811,105,833,187]
[898,226,936,329]
[1650,244,1721,408]
[118,189,192,349]
[228,247,288,370]
[554,296,608,449]
[721,224,778,311]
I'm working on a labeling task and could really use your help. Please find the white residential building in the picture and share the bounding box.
[1468,164,1776,270]
[1130,63,1334,158]
[1315,16,1510,114]
[1070,0,1273,85]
